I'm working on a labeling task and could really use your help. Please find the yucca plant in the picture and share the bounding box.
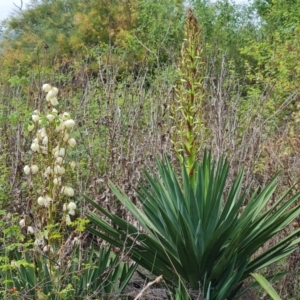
[4,245,136,299]
[69,245,136,298]
[86,152,300,299]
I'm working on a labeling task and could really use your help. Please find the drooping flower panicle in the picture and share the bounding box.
[23,83,78,233]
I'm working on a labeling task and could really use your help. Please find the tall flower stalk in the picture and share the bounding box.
[21,84,78,268]
[171,8,206,180]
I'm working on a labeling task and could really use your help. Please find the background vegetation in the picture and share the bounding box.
[1,0,300,299]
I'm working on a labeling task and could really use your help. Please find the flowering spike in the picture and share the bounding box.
[22,83,79,265]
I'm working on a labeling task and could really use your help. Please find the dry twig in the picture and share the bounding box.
[133,275,163,300]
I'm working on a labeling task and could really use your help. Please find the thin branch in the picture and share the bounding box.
[13,0,23,11]
[132,34,159,61]
[133,275,163,300]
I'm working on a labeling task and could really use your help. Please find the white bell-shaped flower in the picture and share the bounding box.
[42,136,48,145]
[37,128,46,140]
[46,114,55,122]
[27,226,34,234]
[52,145,59,157]
[53,176,61,186]
[44,166,52,176]
[51,87,59,95]
[32,114,39,123]
[64,119,75,129]
[55,157,63,165]
[65,214,71,225]
[31,165,39,174]
[50,97,59,106]
[54,165,61,174]
[28,123,35,132]
[19,219,25,228]
[38,196,45,206]
[43,196,52,207]
[62,112,70,120]
[59,148,66,157]
[42,84,52,92]
[59,166,65,174]
[62,186,74,197]
[67,202,76,211]
[68,138,76,147]
[24,165,31,175]
[31,143,40,152]
[68,209,75,215]
[63,133,69,142]
[46,87,59,101]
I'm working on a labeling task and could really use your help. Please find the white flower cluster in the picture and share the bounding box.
[63,201,77,224]
[43,84,59,106]
[19,219,34,234]
[23,84,78,225]
[23,164,39,175]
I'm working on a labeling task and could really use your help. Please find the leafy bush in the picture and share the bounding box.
[86,152,300,299]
